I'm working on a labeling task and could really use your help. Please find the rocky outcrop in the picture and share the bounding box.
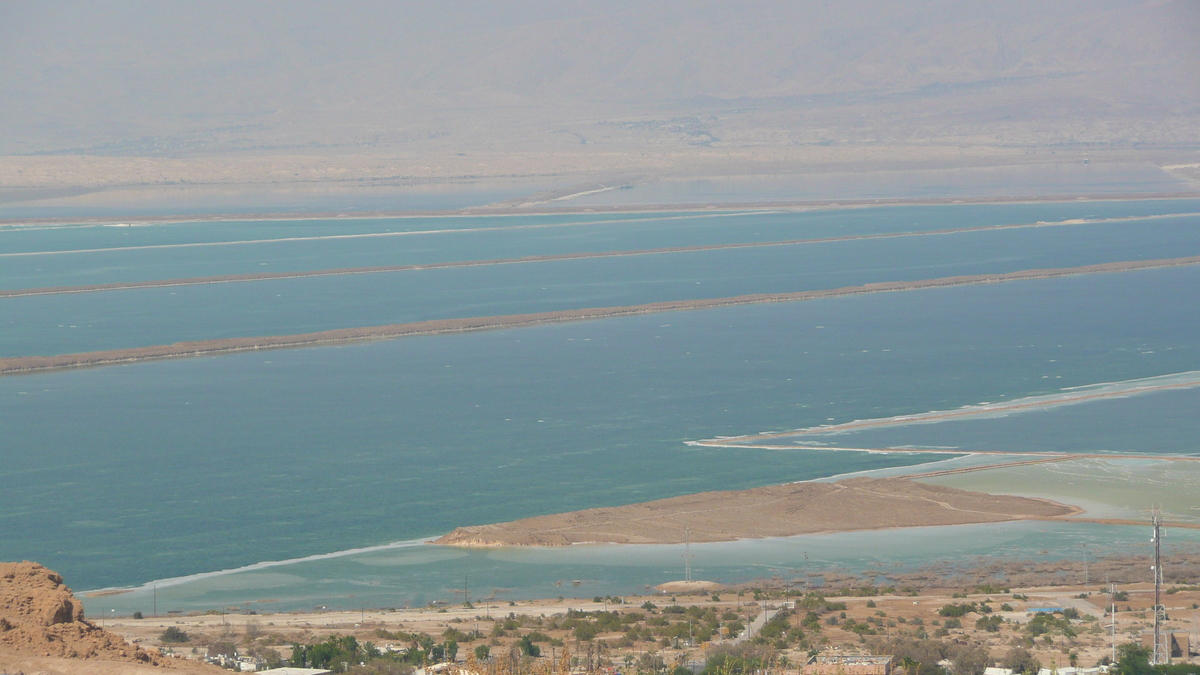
[0,561,171,667]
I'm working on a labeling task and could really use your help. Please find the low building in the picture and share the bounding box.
[257,668,333,675]
[1035,667,1107,675]
[803,654,893,675]
[1141,631,1191,659]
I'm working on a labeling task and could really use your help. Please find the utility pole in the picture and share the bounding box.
[153,585,157,618]
[683,525,693,583]
[1107,582,1117,665]
[1083,544,1089,585]
[1151,511,1169,665]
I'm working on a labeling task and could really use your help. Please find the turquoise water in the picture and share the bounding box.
[3,200,1198,288]
[5,214,1200,357]
[1,199,1198,614]
[3,265,1200,594]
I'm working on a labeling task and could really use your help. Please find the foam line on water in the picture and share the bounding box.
[0,211,774,256]
[700,370,1200,445]
[82,537,434,594]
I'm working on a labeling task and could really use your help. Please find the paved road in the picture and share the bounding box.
[730,606,785,644]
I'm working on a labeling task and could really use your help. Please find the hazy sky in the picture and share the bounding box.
[1,1,1197,154]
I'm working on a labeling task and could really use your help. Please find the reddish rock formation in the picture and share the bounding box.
[0,561,170,667]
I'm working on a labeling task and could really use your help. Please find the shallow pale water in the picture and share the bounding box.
[91,520,1200,616]
[925,457,1200,523]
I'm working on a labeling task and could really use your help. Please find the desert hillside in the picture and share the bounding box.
[2,1,1197,188]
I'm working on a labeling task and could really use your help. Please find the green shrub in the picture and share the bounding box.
[976,616,1003,632]
[939,602,976,618]
[159,626,190,643]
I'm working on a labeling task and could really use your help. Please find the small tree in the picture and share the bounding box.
[1001,647,1040,675]
[474,644,490,660]
[1113,643,1153,675]
[247,644,283,669]
[948,644,990,675]
[159,626,190,643]
[518,635,541,657]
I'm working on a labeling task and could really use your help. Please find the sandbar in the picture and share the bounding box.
[431,476,1079,547]
[3,256,1198,375]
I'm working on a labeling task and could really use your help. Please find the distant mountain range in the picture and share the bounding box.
[1,0,1197,158]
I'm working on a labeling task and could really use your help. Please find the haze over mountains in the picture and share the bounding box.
[1,0,1198,195]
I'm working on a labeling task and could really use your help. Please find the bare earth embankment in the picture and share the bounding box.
[4,190,1199,228]
[0,562,219,674]
[432,477,1079,547]
[3,256,1198,375]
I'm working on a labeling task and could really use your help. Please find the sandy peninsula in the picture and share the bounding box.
[431,477,1079,547]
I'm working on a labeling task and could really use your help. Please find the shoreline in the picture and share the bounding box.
[3,190,1199,228]
[4,255,1200,375]
[74,452,1200,599]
